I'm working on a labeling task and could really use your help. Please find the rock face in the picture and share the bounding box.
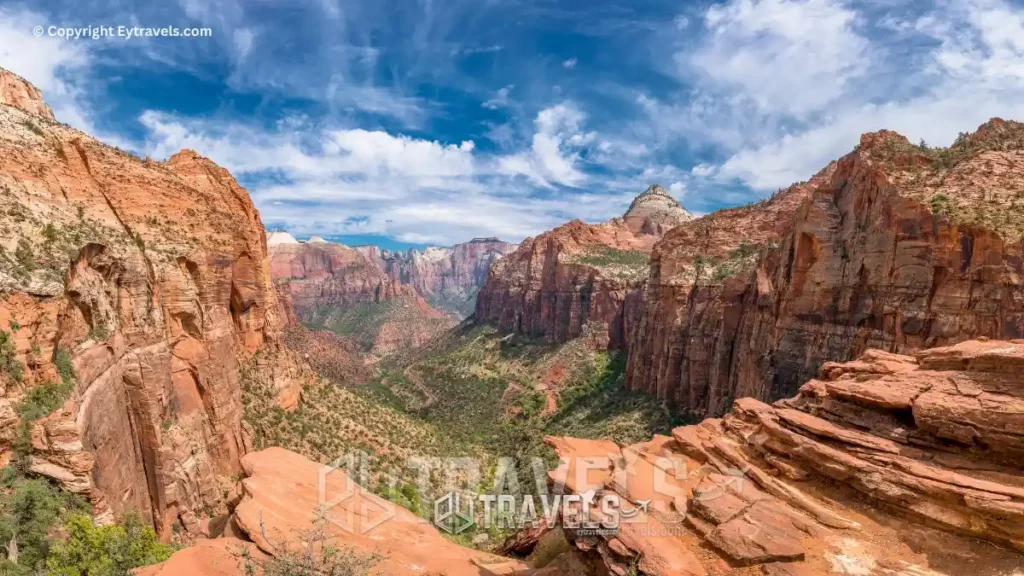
[0,69,302,539]
[146,447,534,575]
[267,240,454,353]
[627,122,1024,417]
[475,185,693,348]
[376,237,518,318]
[0,67,55,121]
[268,238,412,315]
[273,237,515,320]
[528,340,1024,575]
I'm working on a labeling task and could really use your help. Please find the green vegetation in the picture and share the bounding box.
[568,246,649,281]
[0,473,89,574]
[13,380,73,421]
[303,300,450,351]
[46,512,175,576]
[20,121,44,137]
[0,469,172,576]
[930,193,954,217]
[0,330,24,384]
[691,241,761,284]
[257,323,684,550]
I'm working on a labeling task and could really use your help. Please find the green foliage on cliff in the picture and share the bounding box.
[45,513,175,576]
[569,246,649,281]
[0,330,23,384]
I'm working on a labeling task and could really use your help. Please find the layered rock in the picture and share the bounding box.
[372,237,518,318]
[268,237,412,316]
[628,122,1024,417]
[476,185,693,348]
[0,69,301,539]
[526,340,1024,575]
[267,239,454,353]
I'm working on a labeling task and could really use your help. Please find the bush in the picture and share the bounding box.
[0,477,88,573]
[46,512,175,576]
[0,330,23,384]
[14,380,73,422]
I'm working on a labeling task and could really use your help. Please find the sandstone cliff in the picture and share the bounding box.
[267,233,411,315]
[0,70,302,539]
[266,237,454,353]
[527,339,1024,575]
[370,237,517,318]
[475,185,693,348]
[628,122,1024,417]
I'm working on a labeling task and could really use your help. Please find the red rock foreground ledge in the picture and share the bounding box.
[142,447,533,575]
[525,339,1024,575]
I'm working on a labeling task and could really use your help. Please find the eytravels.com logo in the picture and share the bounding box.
[432,490,650,536]
[315,449,754,539]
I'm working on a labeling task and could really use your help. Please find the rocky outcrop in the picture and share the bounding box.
[267,239,454,354]
[0,67,55,120]
[268,238,412,316]
[145,447,535,575]
[476,185,692,348]
[371,237,518,318]
[525,340,1024,575]
[628,122,1024,417]
[0,69,302,539]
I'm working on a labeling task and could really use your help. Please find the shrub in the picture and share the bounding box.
[14,239,35,272]
[14,380,73,421]
[0,477,87,573]
[46,512,175,576]
[0,330,23,384]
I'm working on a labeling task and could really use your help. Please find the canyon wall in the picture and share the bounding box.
[628,123,1024,417]
[539,339,1024,575]
[267,233,412,316]
[0,69,302,539]
[475,185,692,348]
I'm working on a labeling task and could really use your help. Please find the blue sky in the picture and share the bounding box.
[4,0,1024,249]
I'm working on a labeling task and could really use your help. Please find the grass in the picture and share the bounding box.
[303,300,450,351]
[567,246,650,282]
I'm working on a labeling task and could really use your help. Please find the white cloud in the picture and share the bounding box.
[482,85,514,110]
[562,58,577,69]
[497,102,593,188]
[690,0,870,118]
[137,110,641,244]
[669,0,1024,191]
[0,9,93,130]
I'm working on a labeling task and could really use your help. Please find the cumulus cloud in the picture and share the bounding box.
[671,0,1024,190]
[497,102,594,188]
[562,58,577,69]
[137,110,642,244]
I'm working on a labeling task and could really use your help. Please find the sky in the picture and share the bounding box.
[3,0,1024,249]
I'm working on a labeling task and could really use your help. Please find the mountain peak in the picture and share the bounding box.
[0,68,56,121]
[622,184,693,234]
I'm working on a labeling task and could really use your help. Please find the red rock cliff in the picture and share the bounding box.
[267,233,411,316]
[628,122,1024,417]
[0,70,302,539]
[475,185,693,348]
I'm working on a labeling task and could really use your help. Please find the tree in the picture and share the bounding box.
[46,513,175,576]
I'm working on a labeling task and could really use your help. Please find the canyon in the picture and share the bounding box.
[0,68,305,542]
[475,184,693,349]
[2,67,1023,576]
[479,122,1024,419]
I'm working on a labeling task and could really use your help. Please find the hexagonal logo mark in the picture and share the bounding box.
[434,491,475,534]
